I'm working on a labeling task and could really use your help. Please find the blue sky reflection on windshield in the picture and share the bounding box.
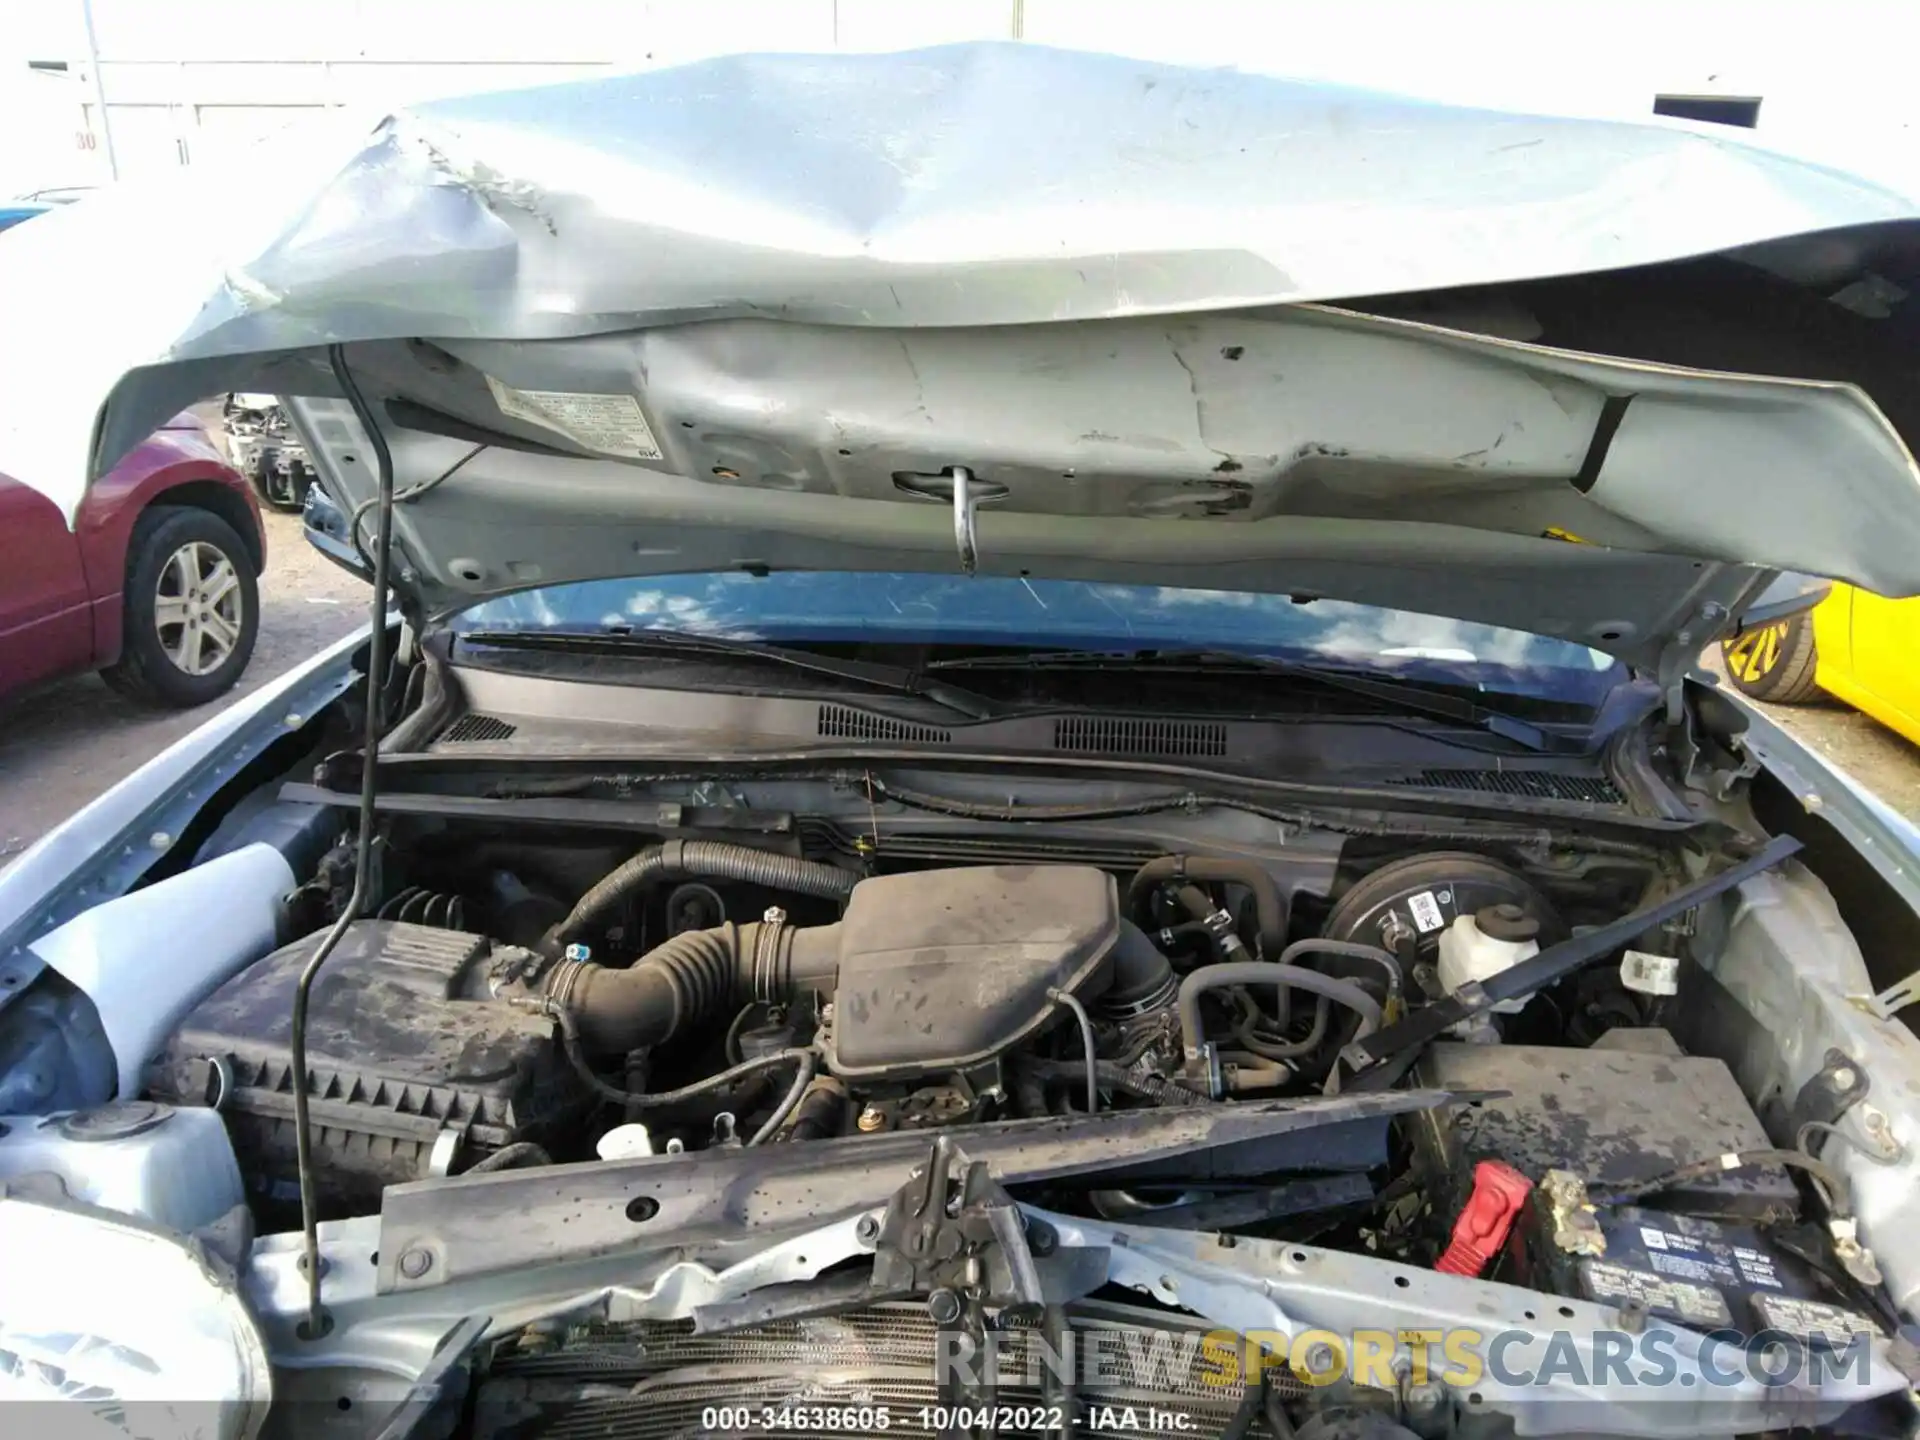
[456,571,1620,703]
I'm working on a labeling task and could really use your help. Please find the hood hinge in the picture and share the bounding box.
[1656,600,1730,727]
[1657,599,1765,798]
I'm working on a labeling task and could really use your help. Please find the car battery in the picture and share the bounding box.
[1519,1192,1876,1343]
[1412,1035,1799,1223]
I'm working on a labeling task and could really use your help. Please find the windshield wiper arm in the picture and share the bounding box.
[929,648,1571,752]
[459,629,999,721]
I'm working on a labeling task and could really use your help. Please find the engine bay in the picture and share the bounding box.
[0,716,1912,1440]
[154,834,1633,1191]
[136,787,1901,1379]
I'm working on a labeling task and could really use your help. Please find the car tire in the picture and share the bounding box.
[100,507,260,708]
[1720,614,1821,704]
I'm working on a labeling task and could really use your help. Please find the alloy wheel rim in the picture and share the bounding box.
[154,540,243,676]
[1724,620,1790,684]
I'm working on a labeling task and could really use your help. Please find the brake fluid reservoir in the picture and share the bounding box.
[1437,904,1540,1014]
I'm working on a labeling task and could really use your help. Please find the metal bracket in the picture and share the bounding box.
[370,1313,491,1440]
[1867,970,1920,1020]
[1654,600,1729,729]
[1671,697,1758,799]
[870,1134,1045,1309]
[690,1135,1107,1338]
[1788,1048,1872,1156]
[893,465,1009,576]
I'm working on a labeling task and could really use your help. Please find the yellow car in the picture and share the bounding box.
[1721,583,1920,745]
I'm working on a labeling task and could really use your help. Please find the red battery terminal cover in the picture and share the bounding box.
[1436,1160,1533,1276]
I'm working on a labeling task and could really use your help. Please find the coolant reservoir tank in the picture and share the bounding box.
[1437,904,1540,1014]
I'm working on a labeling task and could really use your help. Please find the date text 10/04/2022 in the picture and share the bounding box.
[697,1407,1199,1433]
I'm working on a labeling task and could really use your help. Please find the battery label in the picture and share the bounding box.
[1581,1260,1733,1327]
[1649,1251,1718,1283]
[1629,1222,1787,1291]
[1731,1245,1782,1289]
[1751,1294,1875,1346]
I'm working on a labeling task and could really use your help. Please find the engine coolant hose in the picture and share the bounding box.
[543,840,858,952]
[1278,939,1403,1001]
[1177,963,1382,1059]
[1126,856,1289,958]
[463,1141,552,1174]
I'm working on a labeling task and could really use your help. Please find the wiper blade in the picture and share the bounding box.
[928,648,1573,753]
[459,629,998,721]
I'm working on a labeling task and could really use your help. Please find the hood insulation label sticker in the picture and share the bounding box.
[485,376,663,460]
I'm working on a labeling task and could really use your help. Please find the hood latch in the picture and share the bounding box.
[691,1135,1108,1338]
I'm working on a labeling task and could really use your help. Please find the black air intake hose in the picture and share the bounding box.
[546,917,841,1053]
[1101,921,1177,1016]
[543,840,857,953]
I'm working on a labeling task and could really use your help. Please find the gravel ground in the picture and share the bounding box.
[1698,647,1920,825]
[5,465,1920,863]
[1769,699,1920,823]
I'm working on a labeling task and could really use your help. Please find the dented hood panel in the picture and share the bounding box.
[5,42,1920,667]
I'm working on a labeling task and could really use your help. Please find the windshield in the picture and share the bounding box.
[455,573,1621,706]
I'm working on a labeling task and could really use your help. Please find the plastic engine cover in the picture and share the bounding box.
[819,865,1119,1081]
[146,921,579,1217]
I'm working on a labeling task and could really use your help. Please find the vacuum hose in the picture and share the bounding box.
[543,840,857,953]
[545,916,842,1053]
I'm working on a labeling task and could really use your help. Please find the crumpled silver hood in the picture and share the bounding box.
[6,42,1920,671]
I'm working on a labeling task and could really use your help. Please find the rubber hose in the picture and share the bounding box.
[782,1078,850,1142]
[1020,1057,1212,1106]
[749,1049,818,1145]
[1048,987,1100,1115]
[545,840,857,951]
[1103,921,1177,1012]
[1278,938,1403,999]
[1175,885,1217,923]
[1013,1069,1051,1118]
[551,918,840,1053]
[1178,963,1381,1057]
[1234,996,1331,1062]
[1126,856,1289,957]
[463,1141,552,1174]
[553,1001,813,1109]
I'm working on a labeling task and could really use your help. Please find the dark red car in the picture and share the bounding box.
[0,414,264,707]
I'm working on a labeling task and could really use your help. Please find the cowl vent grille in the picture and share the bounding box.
[817,704,952,745]
[1391,768,1623,804]
[439,713,518,743]
[1053,716,1228,757]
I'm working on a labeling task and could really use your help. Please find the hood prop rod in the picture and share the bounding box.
[290,345,398,1340]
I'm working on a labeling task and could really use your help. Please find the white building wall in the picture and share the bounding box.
[5,0,1919,194]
